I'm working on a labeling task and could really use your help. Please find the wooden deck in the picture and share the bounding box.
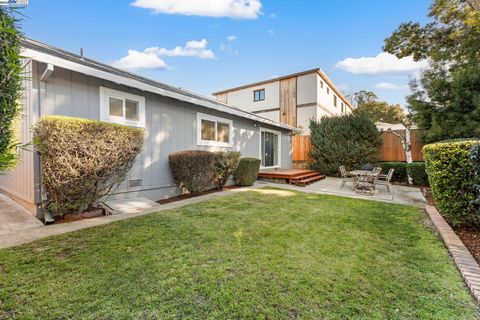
[257,169,325,186]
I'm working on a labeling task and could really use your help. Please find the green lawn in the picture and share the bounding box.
[0,188,478,319]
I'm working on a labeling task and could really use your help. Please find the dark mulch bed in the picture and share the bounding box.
[41,209,105,225]
[157,186,239,205]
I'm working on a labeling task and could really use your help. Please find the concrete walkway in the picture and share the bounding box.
[259,177,427,207]
[0,193,43,236]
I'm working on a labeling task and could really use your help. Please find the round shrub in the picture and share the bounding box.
[406,162,429,186]
[234,158,261,186]
[33,116,144,216]
[309,113,382,176]
[169,150,215,195]
[378,162,408,183]
[423,140,480,226]
[213,151,241,190]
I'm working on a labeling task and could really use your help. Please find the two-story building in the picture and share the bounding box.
[213,68,353,135]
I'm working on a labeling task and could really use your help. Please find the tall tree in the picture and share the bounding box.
[0,8,22,171]
[352,90,406,124]
[384,0,480,143]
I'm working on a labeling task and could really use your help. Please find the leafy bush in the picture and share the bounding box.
[0,8,22,171]
[33,116,144,216]
[213,151,241,190]
[169,150,216,195]
[378,162,408,183]
[469,144,480,213]
[406,162,429,186]
[423,140,479,226]
[309,113,382,176]
[234,158,261,186]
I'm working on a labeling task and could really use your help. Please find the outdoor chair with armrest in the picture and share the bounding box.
[376,168,394,193]
[339,166,355,190]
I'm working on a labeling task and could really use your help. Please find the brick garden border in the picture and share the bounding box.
[425,205,480,303]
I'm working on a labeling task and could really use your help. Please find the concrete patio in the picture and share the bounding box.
[258,177,427,207]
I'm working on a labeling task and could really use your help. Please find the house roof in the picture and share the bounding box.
[20,38,295,132]
[212,68,353,110]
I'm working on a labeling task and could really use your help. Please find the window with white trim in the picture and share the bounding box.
[197,113,233,147]
[100,87,145,128]
[259,128,281,168]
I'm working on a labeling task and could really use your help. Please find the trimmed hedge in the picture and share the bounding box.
[309,113,382,176]
[378,162,408,183]
[423,140,480,226]
[169,150,215,195]
[406,162,429,186]
[234,158,261,186]
[469,144,480,213]
[213,151,241,190]
[0,8,23,171]
[33,116,144,216]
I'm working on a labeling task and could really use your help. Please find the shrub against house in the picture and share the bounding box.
[34,116,144,216]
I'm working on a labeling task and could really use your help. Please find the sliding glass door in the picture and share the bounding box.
[261,129,280,168]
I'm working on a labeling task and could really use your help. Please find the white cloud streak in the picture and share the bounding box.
[112,50,167,70]
[373,82,409,90]
[335,52,428,75]
[227,35,237,42]
[131,0,262,19]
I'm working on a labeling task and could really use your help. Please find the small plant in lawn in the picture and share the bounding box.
[213,151,241,190]
[234,158,261,186]
[33,116,144,216]
[169,150,216,195]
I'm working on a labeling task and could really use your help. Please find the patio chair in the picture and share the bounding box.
[339,166,355,190]
[372,167,382,175]
[376,168,394,193]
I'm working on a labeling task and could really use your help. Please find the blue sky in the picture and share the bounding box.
[21,0,432,106]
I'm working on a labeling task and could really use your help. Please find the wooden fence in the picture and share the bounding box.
[292,130,424,162]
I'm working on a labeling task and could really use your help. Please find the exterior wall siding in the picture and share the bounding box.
[33,62,291,203]
[0,59,36,211]
[223,81,280,113]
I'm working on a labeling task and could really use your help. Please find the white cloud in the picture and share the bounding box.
[336,83,350,93]
[227,35,237,42]
[112,50,167,70]
[267,29,275,35]
[373,82,409,90]
[131,0,262,19]
[335,52,428,75]
[269,12,276,18]
[145,39,216,59]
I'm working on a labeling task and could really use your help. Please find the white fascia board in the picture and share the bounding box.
[22,48,294,132]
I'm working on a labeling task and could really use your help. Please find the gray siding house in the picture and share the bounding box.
[0,39,294,216]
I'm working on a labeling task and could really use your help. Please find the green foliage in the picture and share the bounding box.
[33,116,144,216]
[309,113,383,176]
[352,90,406,124]
[234,157,261,186]
[406,162,429,185]
[169,150,216,195]
[423,140,479,226]
[384,0,480,144]
[378,162,408,183]
[469,144,480,211]
[0,8,23,171]
[213,151,241,190]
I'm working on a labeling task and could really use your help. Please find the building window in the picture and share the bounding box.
[260,128,281,168]
[254,89,265,102]
[197,113,233,147]
[100,87,145,127]
[333,95,337,107]
[341,102,345,113]
[327,87,330,95]
[320,81,323,89]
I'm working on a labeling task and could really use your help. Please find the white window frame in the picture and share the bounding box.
[99,86,146,128]
[259,127,282,169]
[197,113,234,148]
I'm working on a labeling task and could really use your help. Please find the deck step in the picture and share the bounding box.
[290,173,326,186]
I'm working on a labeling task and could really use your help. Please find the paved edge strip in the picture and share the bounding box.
[425,205,480,304]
